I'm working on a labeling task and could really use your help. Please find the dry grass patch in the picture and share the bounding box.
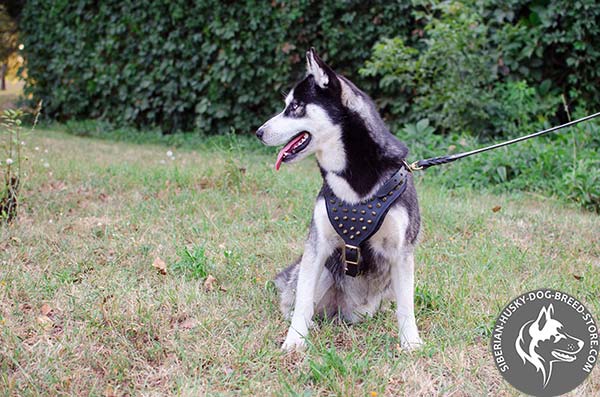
[0,128,598,395]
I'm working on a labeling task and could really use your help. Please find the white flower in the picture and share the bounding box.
[21,141,25,146]
[43,162,49,168]
[5,158,13,165]
[34,146,40,151]
[166,150,174,157]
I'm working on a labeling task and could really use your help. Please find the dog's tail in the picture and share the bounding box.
[273,259,300,318]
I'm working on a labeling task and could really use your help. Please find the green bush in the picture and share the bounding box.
[362,1,564,137]
[19,0,413,133]
[362,0,600,136]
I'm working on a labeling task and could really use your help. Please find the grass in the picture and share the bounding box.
[0,127,599,396]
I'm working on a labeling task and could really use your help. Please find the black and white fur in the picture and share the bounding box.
[256,49,423,351]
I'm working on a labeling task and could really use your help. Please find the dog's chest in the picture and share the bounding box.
[314,198,409,260]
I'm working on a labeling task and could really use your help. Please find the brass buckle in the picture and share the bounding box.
[343,244,361,266]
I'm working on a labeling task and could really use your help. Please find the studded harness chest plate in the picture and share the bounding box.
[324,165,410,277]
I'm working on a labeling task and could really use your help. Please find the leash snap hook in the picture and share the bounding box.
[402,159,422,172]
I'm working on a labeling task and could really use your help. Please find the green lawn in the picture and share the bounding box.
[1,128,598,396]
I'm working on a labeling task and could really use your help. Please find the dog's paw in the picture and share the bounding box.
[281,333,307,352]
[400,335,424,351]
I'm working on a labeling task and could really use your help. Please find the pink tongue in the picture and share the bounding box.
[275,134,305,170]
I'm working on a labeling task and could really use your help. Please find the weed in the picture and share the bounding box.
[171,245,210,280]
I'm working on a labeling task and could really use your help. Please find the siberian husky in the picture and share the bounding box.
[256,48,423,351]
[516,304,584,387]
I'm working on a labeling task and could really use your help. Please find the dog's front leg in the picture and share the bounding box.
[391,249,423,350]
[282,209,333,351]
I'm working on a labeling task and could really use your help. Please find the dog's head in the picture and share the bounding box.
[256,48,353,170]
[515,304,584,386]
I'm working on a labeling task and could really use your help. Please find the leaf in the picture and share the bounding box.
[180,318,197,330]
[152,257,167,275]
[37,315,54,329]
[492,205,501,212]
[40,303,52,316]
[416,118,429,132]
[203,274,217,291]
[281,42,295,54]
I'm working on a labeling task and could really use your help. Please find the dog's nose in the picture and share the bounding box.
[256,128,265,140]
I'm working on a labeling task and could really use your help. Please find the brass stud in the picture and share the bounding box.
[376,203,382,208]
[351,217,356,222]
[333,208,337,212]
[367,219,372,224]
[350,226,355,231]
[352,209,357,213]
[361,210,366,214]
[349,235,354,240]
[343,215,348,220]
[382,197,387,202]
[372,211,377,216]
[356,231,361,236]
[334,216,339,221]
[388,191,394,196]
[338,223,343,228]
[359,217,364,222]
[330,199,336,204]
[362,226,367,230]
[343,229,348,234]
[368,204,373,209]
[342,208,348,213]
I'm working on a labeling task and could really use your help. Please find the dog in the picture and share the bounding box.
[256,48,422,352]
[515,304,584,387]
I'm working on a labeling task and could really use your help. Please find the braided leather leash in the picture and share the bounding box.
[407,111,600,171]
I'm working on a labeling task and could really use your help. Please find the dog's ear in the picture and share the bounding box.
[306,48,339,90]
[535,305,552,331]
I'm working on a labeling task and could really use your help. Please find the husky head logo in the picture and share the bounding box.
[256,48,386,172]
[515,304,584,387]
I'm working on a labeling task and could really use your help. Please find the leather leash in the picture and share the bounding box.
[407,111,600,171]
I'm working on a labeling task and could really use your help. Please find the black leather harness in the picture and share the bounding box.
[324,164,410,277]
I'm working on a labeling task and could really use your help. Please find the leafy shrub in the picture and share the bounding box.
[19,0,413,134]
[487,0,600,109]
[361,1,561,137]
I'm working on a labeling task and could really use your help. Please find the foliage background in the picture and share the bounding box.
[16,0,600,211]
[19,0,413,133]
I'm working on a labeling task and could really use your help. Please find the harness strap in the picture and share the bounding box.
[324,164,410,276]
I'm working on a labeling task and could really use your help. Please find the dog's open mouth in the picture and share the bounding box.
[275,131,312,170]
[552,350,577,362]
